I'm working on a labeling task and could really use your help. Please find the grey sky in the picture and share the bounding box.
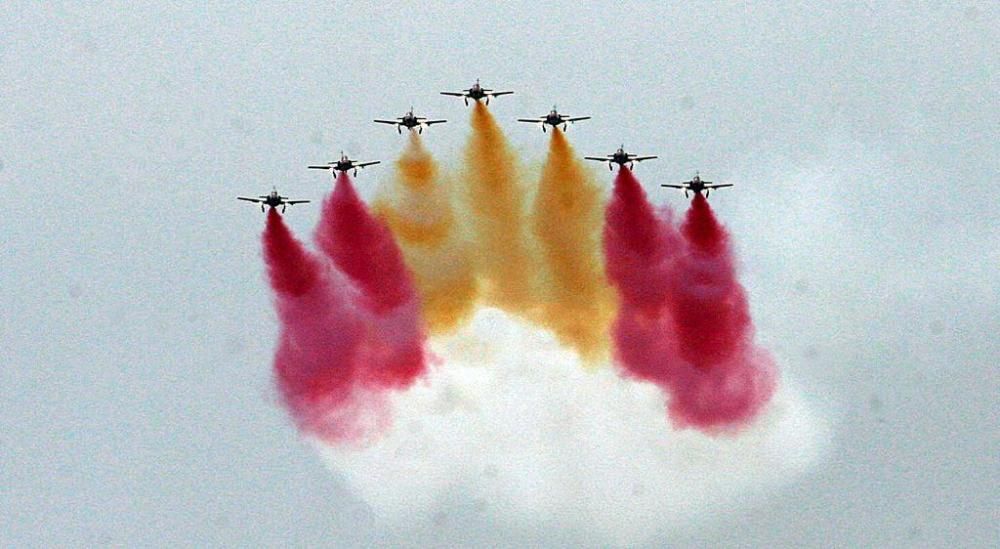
[1,2,997,547]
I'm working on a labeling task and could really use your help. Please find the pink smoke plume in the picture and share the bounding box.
[263,174,428,445]
[604,168,777,431]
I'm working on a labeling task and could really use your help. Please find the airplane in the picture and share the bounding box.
[660,172,733,198]
[374,108,446,134]
[237,188,310,213]
[585,145,658,170]
[517,106,590,132]
[307,152,380,176]
[440,79,514,106]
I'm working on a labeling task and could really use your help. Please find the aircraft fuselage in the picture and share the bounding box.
[467,87,485,100]
[611,151,630,164]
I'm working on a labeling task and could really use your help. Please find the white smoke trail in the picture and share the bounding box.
[319,308,831,545]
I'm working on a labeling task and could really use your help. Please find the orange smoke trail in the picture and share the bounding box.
[462,103,539,314]
[529,129,617,363]
[375,132,478,333]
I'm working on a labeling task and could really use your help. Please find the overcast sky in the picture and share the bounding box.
[1,2,997,547]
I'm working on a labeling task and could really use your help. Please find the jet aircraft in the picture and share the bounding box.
[585,145,657,170]
[517,106,590,132]
[374,109,446,134]
[661,173,733,197]
[308,152,380,176]
[440,79,514,106]
[237,188,310,213]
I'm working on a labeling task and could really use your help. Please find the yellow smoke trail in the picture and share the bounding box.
[529,129,617,364]
[462,103,539,315]
[374,133,478,333]
[378,117,615,364]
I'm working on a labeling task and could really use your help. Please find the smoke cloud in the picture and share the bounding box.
[260,106,827,544]
[320,309,828,545]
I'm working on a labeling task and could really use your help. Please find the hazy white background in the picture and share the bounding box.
[1,2,996,546]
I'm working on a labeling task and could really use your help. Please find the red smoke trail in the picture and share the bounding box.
[604,169,776,431]
[672,194,751,367]
[602,169,680,386]
[603,168,679,315]
[264,208,323,297]
[263,209,371,442]
[315,172,416,315]
[262,173,430,444]
[314,172,428,391]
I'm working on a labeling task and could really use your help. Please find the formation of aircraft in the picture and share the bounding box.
[308,152,380,176]
[585,146,657,170]
[243,80,736,217]
[440,79,513,106]
[374,108,446,134]
[661,173,733,197]
[237,188,310,213]
[517,106,590,132]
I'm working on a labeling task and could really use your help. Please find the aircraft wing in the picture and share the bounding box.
[237,196,263,203]
[517,118,543,123]
[633,155,658,162]
[440,91,465,97]
[356,161,380,168]
[307,165,333,170]
[490,91,514,97]
[423,120,447,125]
[705,183,732,189]
[374,119,399,125]
[285,200,311,205]
[660,184,685,189]
[566,116,591,122]
[584,156,610,161]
